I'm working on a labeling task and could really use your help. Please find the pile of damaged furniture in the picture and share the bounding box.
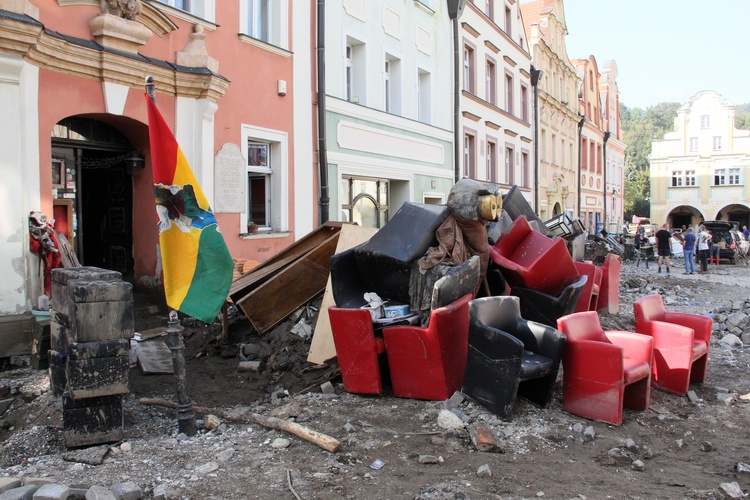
[327,180,711,425]
[49,267,133,447]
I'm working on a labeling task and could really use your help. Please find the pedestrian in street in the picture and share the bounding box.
[698,224,710,273]
[743,225,748,241]
[682,227,696,275]
[655,224,672,274]
[709,230,721,265]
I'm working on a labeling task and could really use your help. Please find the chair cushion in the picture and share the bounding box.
[519,351,556,381]
[691,341,708,361]
[623,359,650,385]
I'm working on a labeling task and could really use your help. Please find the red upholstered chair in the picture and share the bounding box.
[382,294,472,400]
[489,215,578,297]
[556,311,653,426]
[328,307,387,394]
[573,261,603,313]
[596,254,621,314]
[633,294,711,395]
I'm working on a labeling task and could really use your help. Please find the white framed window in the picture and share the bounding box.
[486,140,496,182]
[671,170,683,187]
[551,133,557,164]
[486,60,496,105]
[417,68,432,124]
[714,168,726,186]
[700,115,711,128]
[504,145,514,184]
[345,37,366,104]
[729,167,741,185]
[384,54,402,115]
[239,0,288,48]
[685,170,696,186]
[521,151,529,188]
[520,84,529,122]
[504,5,511,35]
[689,137,698,152]
[713,136,722,150]
[156,0,215,23]
[463,45,475,93]
[485,0,493,20]
[242,124,289,232]
[504,72,513,114]
[464,133,475,178]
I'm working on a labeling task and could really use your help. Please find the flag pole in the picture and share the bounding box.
[146,76,197,436]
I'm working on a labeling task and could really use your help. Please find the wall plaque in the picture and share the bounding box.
[213,143,246,213]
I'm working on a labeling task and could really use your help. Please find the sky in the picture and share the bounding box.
[561,1,750,110]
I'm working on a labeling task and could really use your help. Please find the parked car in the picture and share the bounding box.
[703,221,744,264]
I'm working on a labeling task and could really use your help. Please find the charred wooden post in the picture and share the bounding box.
[166,310,196,436]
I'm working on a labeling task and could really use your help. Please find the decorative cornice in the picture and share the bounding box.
[484,40,500,54]
[55,0,178,37]
[503,55,517,67]
[504,129,518,137]
[485,120,501,130]
[0,17,228,101]
[238,34,292,58]
[461,21,480,38]
[462,110,481,122]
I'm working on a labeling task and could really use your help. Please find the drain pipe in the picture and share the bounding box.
[316,0,329,224]
[530,66,542,212]
[447,0,467,183]
[602,131,611,231]
[576,114,586,220]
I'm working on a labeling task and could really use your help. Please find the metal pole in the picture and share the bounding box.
[146,77,196,436]
[166,310,197,436]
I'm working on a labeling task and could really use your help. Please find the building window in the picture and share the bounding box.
[689,137,698,152]
[701,115,711,128]
[597,144,602,174]
[714,168,726,186]
[341,176,389,228]
[520,84,529,122]
[540,128,547,162]
[157,0,215,22]
[521,151,529,188]
[486,60,496,105]
[345,38,366,104]
[685,170,696,186]
[504,146,514,184]
[560,139,566,168]
[383,55,402,115]
[487,140,496,182]
[463,44,475,93]
[504,72,513,114]
[713,136,722,150]
[504,5,511,36]
[464,133,475,178]
[671,170,683,187]
[418,69,432,124]
[243,125,288,232]
[729,167,741,185]
[485,0,493,20]
[551,133,557,164]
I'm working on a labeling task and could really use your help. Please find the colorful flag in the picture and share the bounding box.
[632,215,642,224]
[145,94,233,324]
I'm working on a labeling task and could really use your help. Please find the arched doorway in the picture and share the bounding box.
[716,204,750,228]
[51,117,141,280]
[668,205,702,230]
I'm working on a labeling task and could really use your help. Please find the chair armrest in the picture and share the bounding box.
[605,331,653,362]
[563,340,623,383]
[488,248,522,272]
[468,320,524,360]
[635,320,694,350]
[514,319,566,362]
[662,312,713,344]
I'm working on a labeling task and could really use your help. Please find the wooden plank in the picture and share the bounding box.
[136,339,174,375]
[237,235,340,334]
[229,222,343,302]
[307,224,379,364]
[0,315,34,358]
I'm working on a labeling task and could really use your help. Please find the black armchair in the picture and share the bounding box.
[462,296,567,419]
[510,274,588,328]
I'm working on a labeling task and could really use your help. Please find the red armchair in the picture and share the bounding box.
[573,261,603,313]
[556,311,653,426]
[328,307,387,394]
[633,294,711,395]
[488,215,579,297]
[382,294,471,400]
[595,254,621,314]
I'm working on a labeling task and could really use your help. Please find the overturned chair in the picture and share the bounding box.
[633,294,711,395]
[461,296,566,419]
[489,215,579,297]
[556,311,653,426]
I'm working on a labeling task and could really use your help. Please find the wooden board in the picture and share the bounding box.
[307,224,379,364]
[136,339,174,375]
[237,235,340,334]
[229,222,343,302]
[0,315,33,358]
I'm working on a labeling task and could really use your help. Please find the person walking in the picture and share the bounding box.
[709,230,721,265]
[655,224,672,274]
[682,227,696,275]
[697,224,710,273]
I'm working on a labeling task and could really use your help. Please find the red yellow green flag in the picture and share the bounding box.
[145,94,233,324]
